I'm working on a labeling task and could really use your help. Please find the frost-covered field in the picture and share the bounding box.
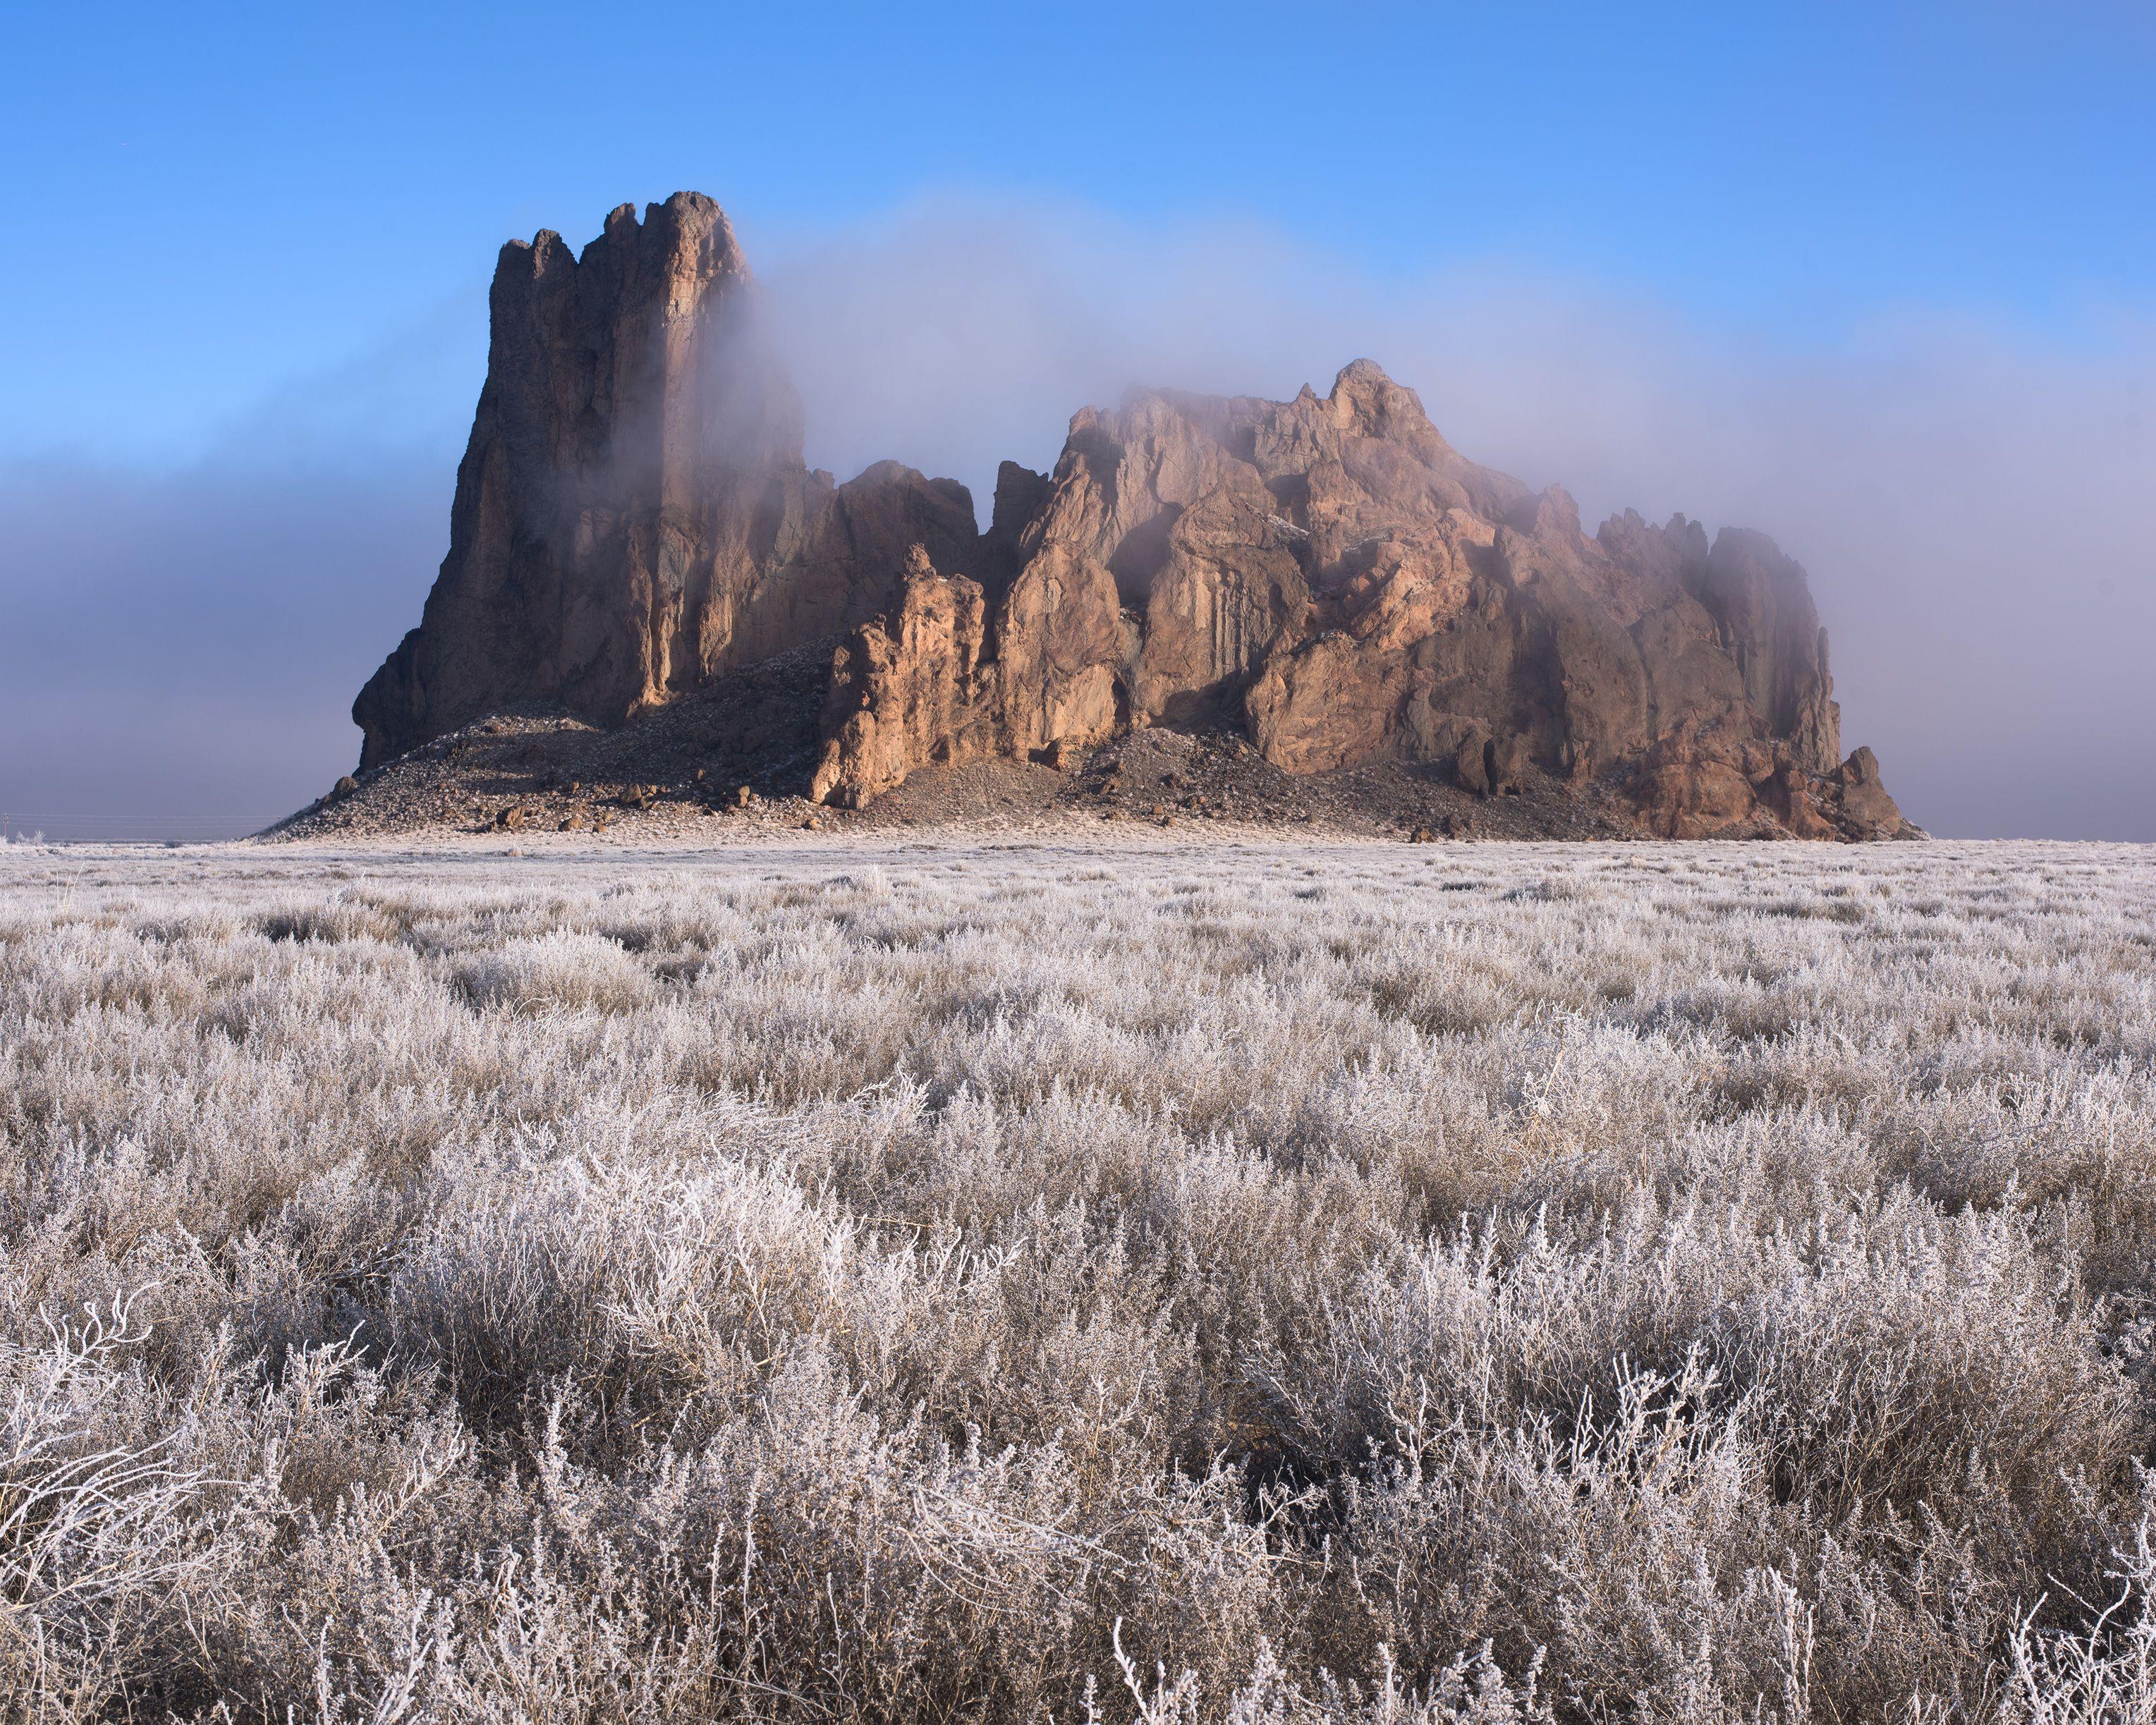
[4,837,2155,1724]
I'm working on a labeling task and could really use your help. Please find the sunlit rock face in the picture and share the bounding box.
[358,193,1913,839]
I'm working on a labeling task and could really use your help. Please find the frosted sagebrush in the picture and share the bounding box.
[0,838,2152,1721]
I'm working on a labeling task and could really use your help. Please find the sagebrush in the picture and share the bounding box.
[2,837,2154,1723]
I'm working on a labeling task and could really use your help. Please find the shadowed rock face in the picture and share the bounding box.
[358,193,1916,839]
[353,193,976,771]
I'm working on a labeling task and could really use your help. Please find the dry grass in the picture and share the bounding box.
[1,836,2153,1722]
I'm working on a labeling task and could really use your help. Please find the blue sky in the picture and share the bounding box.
[2,1,2152,837]
[7,0,2150,458]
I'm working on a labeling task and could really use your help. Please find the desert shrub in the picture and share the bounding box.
[0,837,2150,1720]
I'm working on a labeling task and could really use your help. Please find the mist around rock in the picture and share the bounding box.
[3,195,2150,839]
[757,197,2155,843]
[330,192,1909,844]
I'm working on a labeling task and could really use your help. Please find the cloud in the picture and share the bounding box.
[0,452,451,840]
[0,298,477,841]
[4,195,2149,841]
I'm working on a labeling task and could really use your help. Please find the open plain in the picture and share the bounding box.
[4,835,2155,1721]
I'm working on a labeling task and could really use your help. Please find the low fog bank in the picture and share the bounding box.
[3,197,2148,841]
[0,309,473,842]
[762,198,2156,841]
[0,453,451,841]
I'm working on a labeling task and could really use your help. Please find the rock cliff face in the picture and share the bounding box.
[357,193,1916,839]
[353,192,975,770]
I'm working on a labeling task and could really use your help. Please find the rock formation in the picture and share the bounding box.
[353,192,975,771]
[356,193,1917,840]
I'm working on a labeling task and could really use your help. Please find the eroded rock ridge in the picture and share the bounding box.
[355,194,1915,840]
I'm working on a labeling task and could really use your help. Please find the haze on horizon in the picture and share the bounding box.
[2,1,2151,842]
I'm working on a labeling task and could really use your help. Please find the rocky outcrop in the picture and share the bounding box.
[358,193,1917,840]
[809,549,991,807]
[811,360,1913,838]
[353,193,977,771]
